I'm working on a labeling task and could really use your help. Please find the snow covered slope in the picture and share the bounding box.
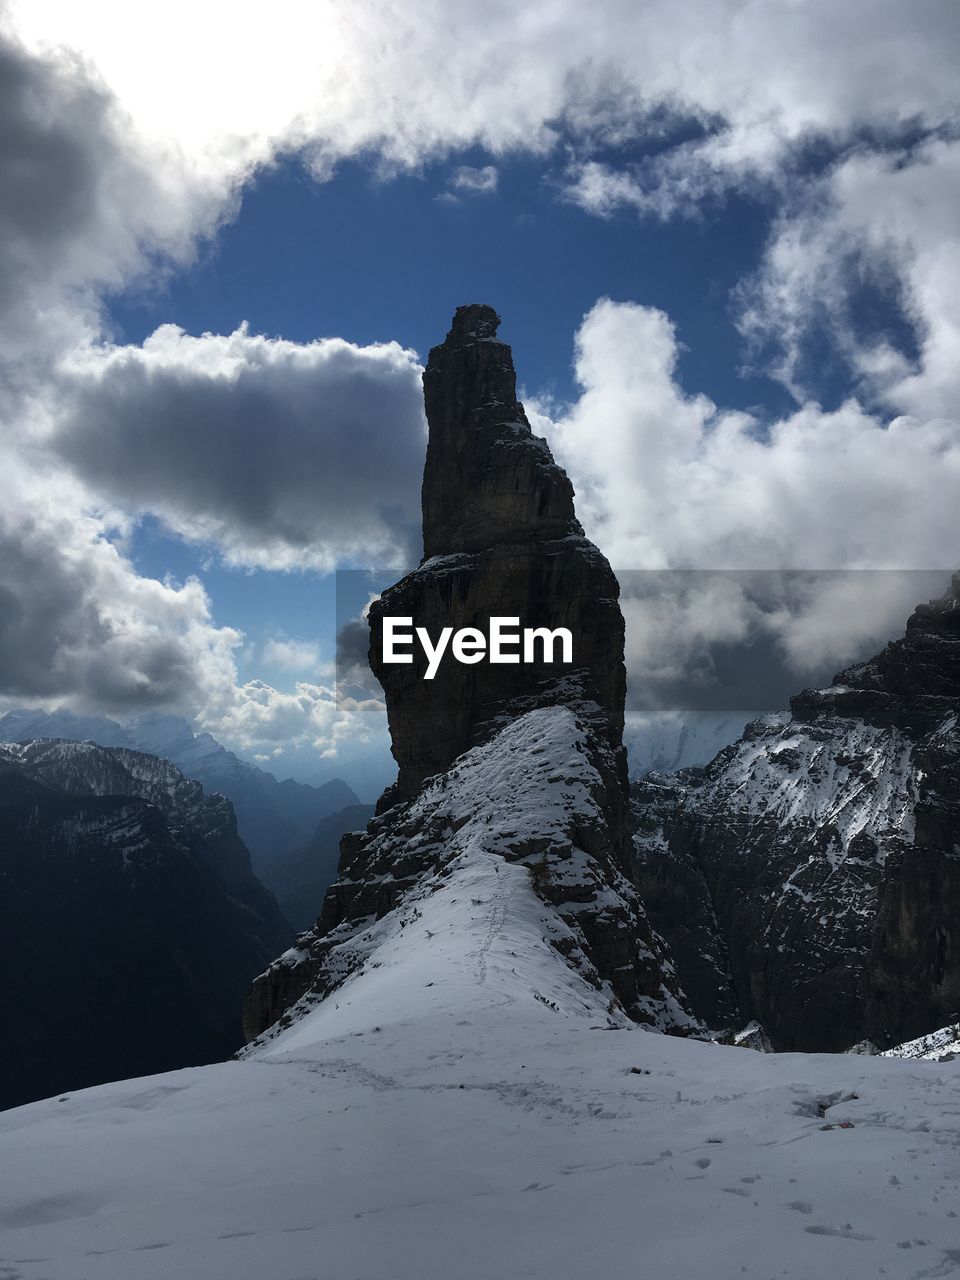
[245,705,693,1042]
[3,858,960,1279]
[885,1023,960,1061]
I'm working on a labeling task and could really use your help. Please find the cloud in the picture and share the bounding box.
[0,27,220,369]
[0,2,958,763]
[529,299,960,701]
[9,2,959,232]
[261,638,327,674]
[0,456,241,715]
[438,164,499,203]
[540,298,960,574]
[739,137,960,416]
[51,324,426,571]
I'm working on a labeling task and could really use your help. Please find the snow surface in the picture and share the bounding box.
[701,718,918,857]
[885,1024,960,1062]
[4,831,960,1278]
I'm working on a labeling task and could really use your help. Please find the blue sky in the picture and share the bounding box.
[1,1,958,792]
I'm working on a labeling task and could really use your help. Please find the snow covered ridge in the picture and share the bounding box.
[696,716,917,851]
[0,737,248,874]
[244,705,696,1047]
[884,1023,960,1061]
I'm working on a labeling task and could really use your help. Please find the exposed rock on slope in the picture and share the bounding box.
[632,577,960,1052]
[246,305,692,1041]
[0,739,291,1109]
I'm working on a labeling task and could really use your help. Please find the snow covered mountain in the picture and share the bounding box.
[3,835,960,1278]
[0,739,291,1109]
[0,708,361,895]
[3,304,960,1277]
[632,575,960,1052]
[245,705,695,1045]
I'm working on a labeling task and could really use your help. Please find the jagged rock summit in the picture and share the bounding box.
[420,303,581,556]
[370,303,626,807]
[244,306,693,1043]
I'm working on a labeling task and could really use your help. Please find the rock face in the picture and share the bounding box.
[632,577,960,1051]
[369,303,626,808]
[0,739,291,1109]
[245,305,693,1043]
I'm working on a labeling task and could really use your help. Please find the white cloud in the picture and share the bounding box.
[202,677,387,764]
[540,299,960,574]
[530,299,960,698]
[261,638,327,674]
[0,453,242,715]
[740,137,960,417]
[7,2,958,241]
[449,164,499,196]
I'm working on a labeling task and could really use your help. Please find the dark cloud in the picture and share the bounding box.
[0,495,239,714]
[52,327,425,570]
[0,31,191,363]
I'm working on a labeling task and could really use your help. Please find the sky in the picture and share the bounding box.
[1,1,959,790]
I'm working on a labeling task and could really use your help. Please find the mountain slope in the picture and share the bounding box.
[2,862,960,1279]
[0,740,291,1109]
[632,576,960,1051]
[245,706,694,1043]
[0,708,361,886]
[270,801,376,931]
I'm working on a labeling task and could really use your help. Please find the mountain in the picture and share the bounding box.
[0,708,361,888]
[3,801,960,1277]
[631,575,960,1052]
[624,711,754,777]
[0,739,291,1109]
[3,307,960,1276]
[245,304,693,1042]
[270,801,376,932]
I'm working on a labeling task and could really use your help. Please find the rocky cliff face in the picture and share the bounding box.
[632,577,960,1051]
[0,739,291,1109]
[245,305,693,1043]
[369,304,626,808]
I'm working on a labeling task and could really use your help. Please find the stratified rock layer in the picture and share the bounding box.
[632,578,960,1051]
[245,306,693,1041]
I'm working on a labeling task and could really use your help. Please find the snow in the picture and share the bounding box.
[4,820,960,1278]
[885,1023,960,1062]
[703,718,918,858]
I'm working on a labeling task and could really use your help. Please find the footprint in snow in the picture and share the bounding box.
[804,1224,874,1241]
